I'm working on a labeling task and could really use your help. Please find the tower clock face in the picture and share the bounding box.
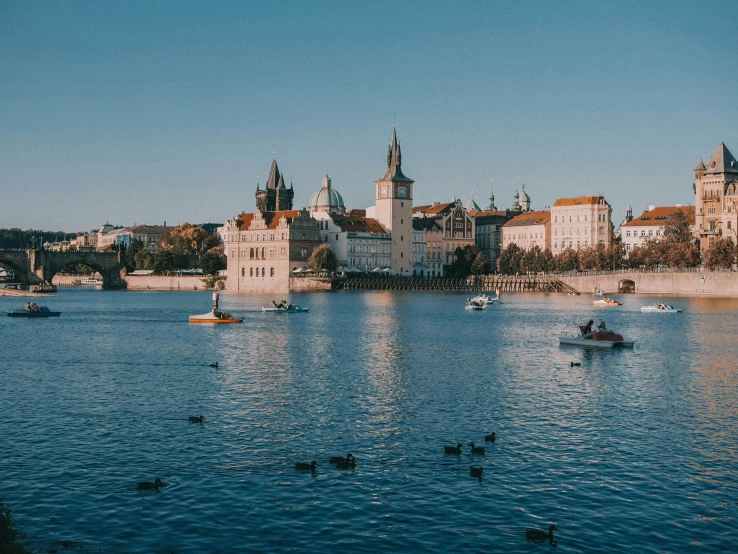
[381,186,388,198]
[397,186,407,198]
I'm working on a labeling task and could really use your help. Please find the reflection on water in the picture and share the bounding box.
[1,289,737,553]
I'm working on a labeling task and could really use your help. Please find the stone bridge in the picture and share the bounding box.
[0,250,127,289]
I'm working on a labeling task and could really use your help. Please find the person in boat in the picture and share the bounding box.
[272,300,279,309]
[582,319,595,339]
[598,321,607,332]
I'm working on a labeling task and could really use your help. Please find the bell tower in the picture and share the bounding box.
[374,126,414,274]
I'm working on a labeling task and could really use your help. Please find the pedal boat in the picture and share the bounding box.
[593,296,622,306]
[262,305,309,313]
[641,303,682,313]
[470,290,501,305]
[559,327,634,348]
[7,302,60,317]
[189,293,243,324]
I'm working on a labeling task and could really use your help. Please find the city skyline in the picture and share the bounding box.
[2,1,737,231]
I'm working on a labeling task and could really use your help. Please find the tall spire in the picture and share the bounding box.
[488,178,496,210]
[377,125,413,183]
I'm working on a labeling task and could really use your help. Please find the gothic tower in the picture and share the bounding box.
[374,126,414,274]
[255,159,294,213]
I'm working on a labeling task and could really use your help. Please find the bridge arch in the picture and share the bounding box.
[619,279,636,293]
[0,254,30,288]
[32,250,127,289]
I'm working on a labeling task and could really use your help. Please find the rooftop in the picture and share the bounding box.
[330,214,387,234]
[553,196,607,207]
[502,210,551,227]
[622,206,695,227]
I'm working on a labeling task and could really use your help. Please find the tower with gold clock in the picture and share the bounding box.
[375,126,414,274]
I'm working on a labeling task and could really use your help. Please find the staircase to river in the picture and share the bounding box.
[337,275,579,293]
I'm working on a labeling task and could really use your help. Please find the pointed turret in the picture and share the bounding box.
[705,143,738,174]
[265,159,282,189]
[626,202,633,223]
[277,173,285,189]
[694,158,706,172]
[378,126,413,182]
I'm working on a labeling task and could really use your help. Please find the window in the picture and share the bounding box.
[255,267,259,277]
[262,267,265,276]
[241,268,245,277]
[648,230,653,236]
[626,231,630,237]
[270,267,274,277]
[250,267,254,277]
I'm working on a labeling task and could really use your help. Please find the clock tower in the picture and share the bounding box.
[375,126,414,274]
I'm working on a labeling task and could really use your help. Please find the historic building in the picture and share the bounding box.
[255,159,294,212]
[312,210,390,270]
[694,143,738,249]
[97,224,174,252]
[374,127,414,274]
[222,158,320,292]
[501,210,551,251]
[550,196,612,254]
[413,199,475,269]
[468,185,515,269]
[621,205,695,254]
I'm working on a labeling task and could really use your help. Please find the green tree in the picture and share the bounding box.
[307,243,337,272]
[555,248,578,271]
[705,237,735,270]
[471,251,488,275]
[539,248,555,272]
[134,248,154,271]
[125,238,145,272]
[199,250,226,275]
[521,245,543,272]
[497,244,524,274]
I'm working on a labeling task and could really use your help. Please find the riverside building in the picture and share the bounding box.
[621,205,695,253]
[550,196,612,254]
[501,210,551,251]
[694,143,738,249]
[222,159,320,292]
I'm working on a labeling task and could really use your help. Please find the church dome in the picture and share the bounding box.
[308,174,345,214]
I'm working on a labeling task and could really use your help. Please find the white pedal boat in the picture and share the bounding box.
[190,293,244,324]
[641,303,682,313]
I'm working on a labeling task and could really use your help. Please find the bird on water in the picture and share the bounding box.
[209,362,219,368]
[469,467,484,479]
[189,415,204,423]
[570,362,581,367]
[444,443,463,454]
[329,453,355,464]
[525,525,557,544]
[334,457,356,469]
[295,461,318,471]
[485,432,496,442]
[469,443,485,455]
[137,478,166,490]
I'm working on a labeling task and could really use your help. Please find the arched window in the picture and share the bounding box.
[262,267,265,277]
[255,267,259,277]
[261,247,266,259]
[250,247,254,259]
[250,267,254,277]
[241,268,245,277]
[270,267,274,277]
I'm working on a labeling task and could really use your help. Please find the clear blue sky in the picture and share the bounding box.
[1,0,736,231]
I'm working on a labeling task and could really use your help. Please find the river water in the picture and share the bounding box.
[1,289,737,553]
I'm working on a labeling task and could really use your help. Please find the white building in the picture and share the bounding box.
[550,196,612,254]
[620,205,695,254]
[312,211,391,270]
[501,210,551,251]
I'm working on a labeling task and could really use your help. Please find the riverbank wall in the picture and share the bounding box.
[558,270,738,297]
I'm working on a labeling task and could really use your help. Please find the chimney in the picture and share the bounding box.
[164,220,167,226]
[648,204,655,212]
[675,204,682,208]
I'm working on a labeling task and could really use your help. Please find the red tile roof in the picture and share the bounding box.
[502,210,551,227]
[553,196,606,207]
[622,206,695,227]
[266,210,302,229]
[413,203,454,216]
[330,214,387,233]
[237,212,255,230]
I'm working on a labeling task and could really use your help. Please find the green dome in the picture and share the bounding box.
[308,174,345,214]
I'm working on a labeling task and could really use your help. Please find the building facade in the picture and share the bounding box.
[694,143,738,249]
[374,127,414,275]
[413,200,475,269]
[312,211,391,270]
[469,209,514,269]
[222,209,320,291]
[550,196,612,254]
[621,205,696,254]
[97,224,174,252]
[501,210,551,251]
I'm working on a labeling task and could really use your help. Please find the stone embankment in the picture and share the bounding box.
[339,275,576,293]
[557,269,738,297]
